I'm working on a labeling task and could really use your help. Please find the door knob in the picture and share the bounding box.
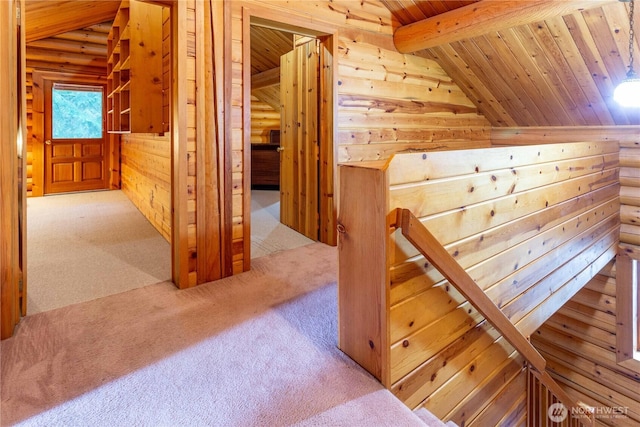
[276,146,284,152]
[45,140,52,145]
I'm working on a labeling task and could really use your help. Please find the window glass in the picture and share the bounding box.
[52,84,103,139]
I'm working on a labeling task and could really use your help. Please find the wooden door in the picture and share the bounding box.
[43,80,107,194]
[280,40,320,240]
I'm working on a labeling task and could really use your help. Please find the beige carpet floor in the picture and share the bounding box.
[1,243,433,427]
[250,190,314,259]
[26,190,312,315]
[26,190,172,314]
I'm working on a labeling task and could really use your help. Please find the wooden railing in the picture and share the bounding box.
[394,207,595,427]
[338,141,619,423]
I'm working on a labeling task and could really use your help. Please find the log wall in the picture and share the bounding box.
[492,126,640,248]
[229,0,491,272]
[250,96,279,144]
[531,262,640,426]
[339,141,620,425]
[120,133,171,242]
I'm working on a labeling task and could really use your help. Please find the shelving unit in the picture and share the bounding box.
[106,0,163,134]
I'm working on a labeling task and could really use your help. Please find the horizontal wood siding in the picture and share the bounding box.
[531,262,640,426]
[230,0,490,271]
[388,141,619,423]
[250,96,279,144]
[491,126,640,248]
[340,141,620,425]
[619,134,640,249]
[120,133,171,242]
[336,30,491,163]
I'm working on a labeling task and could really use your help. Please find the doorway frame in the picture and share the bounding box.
[242,5,339,270]
[31,71,113,196]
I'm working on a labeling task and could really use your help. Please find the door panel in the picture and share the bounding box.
[280,40,320,240]
[44,80,107,194]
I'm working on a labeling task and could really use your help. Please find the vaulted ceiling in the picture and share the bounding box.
[24,0,640,126]
[383,0,640,126]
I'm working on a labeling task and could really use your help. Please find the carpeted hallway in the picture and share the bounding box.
[26,190,172,314]
[26,189,313,314]
[1,243,431,426]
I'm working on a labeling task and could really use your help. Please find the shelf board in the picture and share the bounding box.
[120,56,131,70]
[121,108,131,115]
[120,26,131,41]
[120,80,131,92]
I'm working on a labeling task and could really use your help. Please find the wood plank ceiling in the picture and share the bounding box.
[25,1,119,42]
[24,0,640,126]
[382,0,640,126]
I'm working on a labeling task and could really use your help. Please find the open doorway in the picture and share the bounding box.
[23,9,173,313]
[248,19,336,260]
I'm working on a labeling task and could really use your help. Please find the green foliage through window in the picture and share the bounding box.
[52,86,103,139]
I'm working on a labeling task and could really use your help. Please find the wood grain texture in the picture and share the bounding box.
[121,133,171,241]
[338,163,390,386]
[417,2,640,127]
[394,0,614,53]
[339,140,620,425]
[398,208,547,371]
[531,261,640,426]
[280,41,319,240]
[1,0,23,339]
[106,0,164,133]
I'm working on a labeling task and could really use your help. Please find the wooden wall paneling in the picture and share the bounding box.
[193,0,230,284]
[470,371,528,427]
[162,6,170,133]
[615,253,640,371]
[217,0,233,278]
[171,0,190,288]
[18,0,27,322]
[339,140,621,424]
[233,1,491,270]
[319,35,337,246]
[120,133,171,241]
[491,125,640,145]
[441,351,526,424]
[249,96,279,143]
[1,0,26,339]
[108,133,120,189]
[336,35,491,163]
[531,258,640,426]
[241,4,251,271]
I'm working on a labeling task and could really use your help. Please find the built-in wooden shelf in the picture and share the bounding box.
[106,0,163,134]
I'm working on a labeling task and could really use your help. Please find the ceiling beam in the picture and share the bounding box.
[252,67,280,90]
[393,0,615,53]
